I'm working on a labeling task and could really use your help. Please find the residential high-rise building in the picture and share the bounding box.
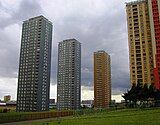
[148,0,160,89]
[126,0,154,86]
[16,16,53,112]
[4,95,11,102]
[94,51,111,108]
[57,39,81,110]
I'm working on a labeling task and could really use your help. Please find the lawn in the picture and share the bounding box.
[23,108,160,125]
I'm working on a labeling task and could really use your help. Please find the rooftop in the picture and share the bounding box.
[94,50,106,53]
[59,38,81,44]
[24,15,52,24]
[125,0,146,6]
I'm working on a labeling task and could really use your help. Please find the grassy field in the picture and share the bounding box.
[22,108,160,125]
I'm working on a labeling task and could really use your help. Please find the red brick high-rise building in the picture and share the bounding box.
[94,51,111,108]
[148,0,160,89]
[126,0,160,89]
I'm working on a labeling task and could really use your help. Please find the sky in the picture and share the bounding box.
[0,0,133,102]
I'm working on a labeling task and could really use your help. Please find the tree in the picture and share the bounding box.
[148,83,155,99]
[141,83,149,101]
[123,81,160,108]
[122,83,137,107]
[135,81,143,101]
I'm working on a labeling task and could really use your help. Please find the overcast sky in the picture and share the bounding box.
[0,0,133,102]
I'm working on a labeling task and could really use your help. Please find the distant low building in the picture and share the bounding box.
[109,100,116,107]
[49,103,57,109]
[6,101,16,107]
[0,102,6,106]
[49,99,55,104]
[81,100,94,108]
[4,95,11,102]
[121,100,125,103]
[110,100,116,104]
[116,101,126,109]
[0,101,16,113]
[49,99,56,109]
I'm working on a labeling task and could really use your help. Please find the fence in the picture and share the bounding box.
[0,110,73,124]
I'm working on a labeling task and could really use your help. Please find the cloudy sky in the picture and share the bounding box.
[0,0,133,102]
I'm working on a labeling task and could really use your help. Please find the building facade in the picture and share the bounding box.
[81,100,94,108]
[148,0,160,89]
[4,95,11,102]
[94,51,111,108]
[126,0,154,86]
[16,16,53,112]
[57,39,81,110]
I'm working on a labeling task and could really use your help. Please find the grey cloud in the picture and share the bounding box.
[48,1,130,96]
[0,1,1,5]
[0,0,44,78]
[0,26,20,78]
[0,0,43,29]
[11,0,43,21]
[0,0,130,97]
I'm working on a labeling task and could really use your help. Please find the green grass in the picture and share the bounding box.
[24,108,160,125]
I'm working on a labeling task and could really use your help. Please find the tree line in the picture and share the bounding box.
[122,81,160,108]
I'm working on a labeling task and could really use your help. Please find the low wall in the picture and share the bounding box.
[0,111,73,124]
